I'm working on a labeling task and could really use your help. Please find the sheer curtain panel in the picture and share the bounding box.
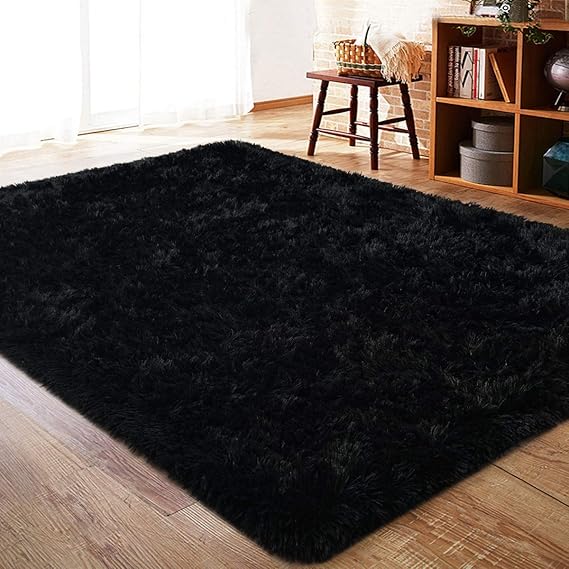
[0,1,82,154]
[140,0,253,124]
[0,0,253,155]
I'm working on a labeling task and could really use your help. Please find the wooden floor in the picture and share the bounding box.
[1,105,568,569]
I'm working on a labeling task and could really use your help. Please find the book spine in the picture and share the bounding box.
[453,46,461,98]
[472,48,479,100]
[478,48,486,99]
[447,46,455,97]
[459,47,474,99]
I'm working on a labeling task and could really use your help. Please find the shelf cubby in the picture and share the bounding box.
[430,17,569,210]
[517,29,567,110]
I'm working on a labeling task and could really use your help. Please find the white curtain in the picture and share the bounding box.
[0,0,253,155]
[140,1,253,124]
[0,1,82,155]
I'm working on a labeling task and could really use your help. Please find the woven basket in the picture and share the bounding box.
[334,38,384,78]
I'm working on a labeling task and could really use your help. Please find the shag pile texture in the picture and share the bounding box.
[1,141,569,562]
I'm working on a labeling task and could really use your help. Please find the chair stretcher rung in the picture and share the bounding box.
[316,128,370,142]
[378,116,406,126]
[378,126,409,134]
[354,116,406,128]
[322,107,351,116]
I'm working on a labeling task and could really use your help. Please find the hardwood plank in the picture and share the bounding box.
[398,466,569,569]
[0,402,104,568]
[1,540,105,569]
[321,463,569,569]
[172,503,288,569]
[0,400,85,515]
[0,356,194,515]
[4,465,225,569]
[496,423,569,507]
[0,401,252,568]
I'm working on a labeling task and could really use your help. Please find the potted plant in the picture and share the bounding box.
[464,0,552,44]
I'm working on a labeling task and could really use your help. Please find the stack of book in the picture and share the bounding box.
[447,45,502,100]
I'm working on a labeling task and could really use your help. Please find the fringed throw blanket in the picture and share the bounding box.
[355,22,425,83]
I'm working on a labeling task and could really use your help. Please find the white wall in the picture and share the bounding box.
[250,0,315,102]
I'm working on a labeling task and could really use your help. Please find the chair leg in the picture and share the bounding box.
[307,80,329,156]
[349,84,358,147]
[369,85,379,170]
[399,83,420,160]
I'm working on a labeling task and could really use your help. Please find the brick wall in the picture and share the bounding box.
[313,0,566,157]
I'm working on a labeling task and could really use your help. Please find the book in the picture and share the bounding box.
[447,44,503,100]
[453,46,461,98]
[472,48,479,99]
[477,46,501,100]
[489,49,516,103]
[459,47,474,99]
[447,46,455,96]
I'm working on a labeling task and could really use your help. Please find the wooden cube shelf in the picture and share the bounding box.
[429,17,569,210]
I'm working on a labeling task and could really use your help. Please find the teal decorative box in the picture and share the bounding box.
[543,138,569,199]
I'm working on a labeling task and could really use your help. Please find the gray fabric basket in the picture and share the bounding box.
[460,140,513,187]
[472,117,514,152]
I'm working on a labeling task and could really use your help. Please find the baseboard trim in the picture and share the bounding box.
[253,95,313,112]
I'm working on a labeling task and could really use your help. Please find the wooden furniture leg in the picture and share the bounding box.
[369,85,379,170]
[400,83,420,160]
[306,70,424,170]
[307,80,329,156]
[349,84,358,147]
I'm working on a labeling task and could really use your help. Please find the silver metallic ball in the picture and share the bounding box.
[545,48,569,93]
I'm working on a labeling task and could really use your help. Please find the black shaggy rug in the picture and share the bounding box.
[1,141,569,562]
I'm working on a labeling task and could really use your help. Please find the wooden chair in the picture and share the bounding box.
[306,69,422,170]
